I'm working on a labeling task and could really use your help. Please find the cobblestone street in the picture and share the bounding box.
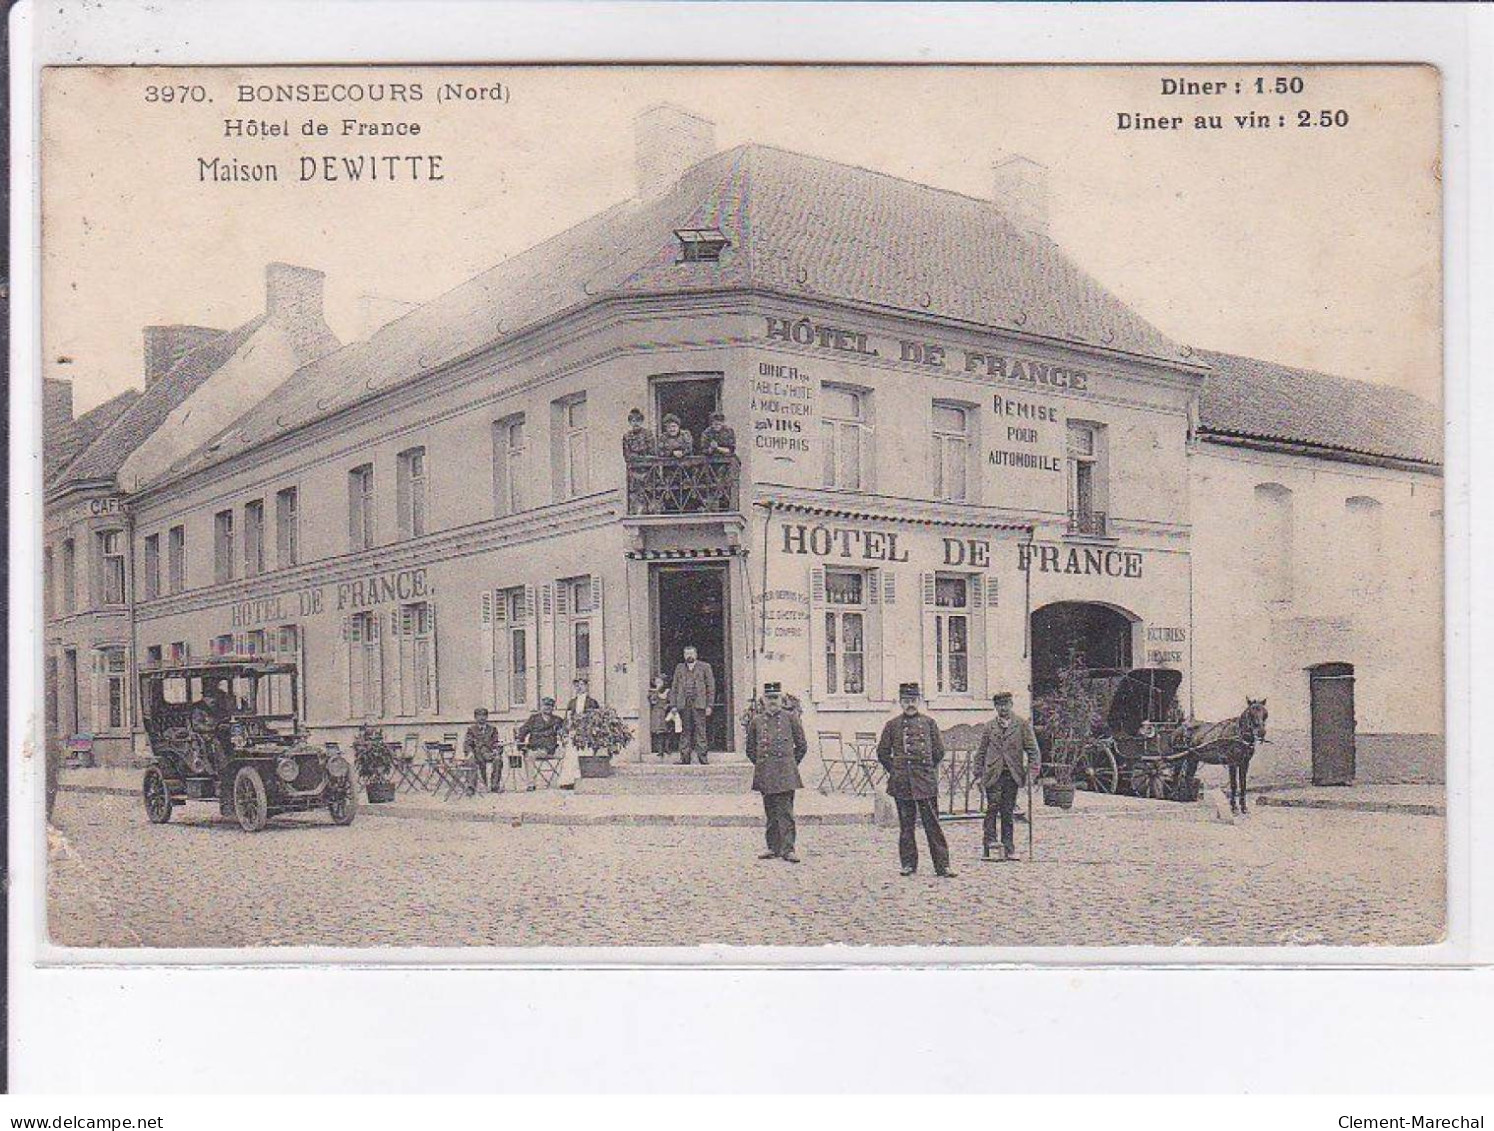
[47,791,1444,949]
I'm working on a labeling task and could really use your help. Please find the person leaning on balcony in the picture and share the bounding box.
[622,407,656,461]
[658,413,694,459]
[699,410,736,457]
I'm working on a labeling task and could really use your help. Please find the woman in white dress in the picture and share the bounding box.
[559,676,600,789]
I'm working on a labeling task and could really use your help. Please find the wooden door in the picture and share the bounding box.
[1309,663,1356,786]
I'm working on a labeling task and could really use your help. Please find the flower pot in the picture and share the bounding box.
[364,779,397,804]
[577,753,614,779]
[1043,782,1075,810]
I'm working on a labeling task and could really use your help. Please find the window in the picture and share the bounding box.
[1253,484,1294,602]
[214,509,235,584]
[243,499,266,577]
[143,534,160,600]
[930,575,970,695]
[269,625,299,714]
[1346,496,1385,598]
[99,530,126,606]
[396,602,438,715]
[397,446,428,538]
[212,633,234,657]
[99,647,127,730]
[821,385,870,490]
[43,546,54,620]
[275,487,299,568]
[554,396,589,500]
[555,576,602,695]
[145,645,163,670]
[1067,421,1108,535]
[168,525,185,594]
[62,540,76,613]
[931,402,970,502]
[348,463,375,551]
[490,586,532,709]
[823,569,867,696]
[169,641,188,665]
[348,611,383,719]
[492,415,527,516]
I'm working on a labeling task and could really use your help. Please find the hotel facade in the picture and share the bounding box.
[43,107,1443,784]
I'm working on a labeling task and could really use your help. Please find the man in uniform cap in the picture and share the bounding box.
[463,706,502,793]
[699,410,737,457]
[974,691,1042,861]
[875,682,956,878]
[745,682,808,863]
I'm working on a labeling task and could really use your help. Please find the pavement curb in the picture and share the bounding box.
[1254,796,1443,817]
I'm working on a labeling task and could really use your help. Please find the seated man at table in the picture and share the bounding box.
[462,707,502,793]
[514,697,563,792]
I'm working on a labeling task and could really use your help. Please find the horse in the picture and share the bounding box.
[1180,699,1269,814]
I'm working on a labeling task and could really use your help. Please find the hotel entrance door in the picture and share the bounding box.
[651,563,733,752]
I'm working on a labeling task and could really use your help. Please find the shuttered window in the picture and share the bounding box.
[214,510,235,584]
[276,487,299,568]
[243,499,266,577]
[99,530,127,605]
[921,571,993,700]
[167,526,185,594]
[397,446,428,538]
[395,602,438,715]
[349,464,375,551]
[347,611,383,720]
[142,535,160,600]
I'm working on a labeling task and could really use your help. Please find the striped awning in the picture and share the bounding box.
[625,546,747,561]
[756,499,1030,532]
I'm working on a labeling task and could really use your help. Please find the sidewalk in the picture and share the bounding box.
[1252,783,1444,816]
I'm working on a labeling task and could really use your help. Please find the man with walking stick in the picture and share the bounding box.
[974,690,1042,862]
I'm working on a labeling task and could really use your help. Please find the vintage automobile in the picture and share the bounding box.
[138,658,357,831]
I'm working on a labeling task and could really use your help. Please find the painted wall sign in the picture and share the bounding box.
[1018,542,1143,578]
[941,538,991,568]
[1145,626,1186,665]
[230,587,325,627]
[780,523,910,562]
[752,361,813,459]
[87,496,127,517]
[335,566,431,610]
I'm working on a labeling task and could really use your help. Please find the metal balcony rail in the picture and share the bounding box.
[1067,509,1108,537]
[627,455,741,516]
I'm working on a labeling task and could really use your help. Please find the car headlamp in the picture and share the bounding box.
[325,754,350,779]
[276,756,299,783]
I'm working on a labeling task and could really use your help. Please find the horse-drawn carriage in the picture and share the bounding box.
[1058,667,1268,811]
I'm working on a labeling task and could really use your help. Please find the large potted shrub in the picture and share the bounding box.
[1032,651,1106,810]
[566,708,634,779]
[352,726,397,803]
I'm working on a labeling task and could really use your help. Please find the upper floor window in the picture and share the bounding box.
[167,525,186,594]
[276,487,299,568]
[61,539,76,614]
[1253,483,1294,602]
[1067,421,1109,536]
[554,396,590,500]
[98,529,127,606]
[1346,495,1384,597]
[931,402,970,502]
[348,463,375,551]
[143,534,161,600]
[397,446,428,538]
[145,644,163,670]
[243,499,266,578]
[214,509,236,584]
[821,385,870,490]
[492,414,527,516]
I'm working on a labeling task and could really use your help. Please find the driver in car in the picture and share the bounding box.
[191,679,235,774]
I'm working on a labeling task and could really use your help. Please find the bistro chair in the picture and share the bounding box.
[815,732,855,794]
[850,731,884,795]
[531,749,563,789]
[392,732,425,793]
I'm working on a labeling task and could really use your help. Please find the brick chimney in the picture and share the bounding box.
[265,261,326,323]
[635,105,715,199]
[991,153,1049,238]
[143,324,225,386]
[44,377,73,432]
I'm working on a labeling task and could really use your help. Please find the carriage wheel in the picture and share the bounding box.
[1130,760,1168,800]
[143,767,173,824]
[1076,743,1119,794]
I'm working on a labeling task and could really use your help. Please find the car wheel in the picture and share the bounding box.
[232,765,270,832]
[143,766,173,824]
[328,780,358,826]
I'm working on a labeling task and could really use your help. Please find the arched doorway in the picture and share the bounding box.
[1030,601,1137,695]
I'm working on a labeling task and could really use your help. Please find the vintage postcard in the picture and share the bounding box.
[38,63,1444,952]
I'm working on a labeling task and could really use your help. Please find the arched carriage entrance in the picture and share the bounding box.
[1030,601,1137,695]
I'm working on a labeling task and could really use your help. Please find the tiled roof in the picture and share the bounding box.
[163,144,1191,483]
[44,388,140,482]
[1196,349,1442,468]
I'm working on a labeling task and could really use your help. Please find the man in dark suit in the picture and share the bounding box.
[514,696,562,792]
[462,706,502,793]
[670,646,715,765]
[875,682,956,878]
[745,682,807,863]
[974,690,1042,861]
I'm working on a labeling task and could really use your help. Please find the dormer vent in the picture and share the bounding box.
[674,228,730,263]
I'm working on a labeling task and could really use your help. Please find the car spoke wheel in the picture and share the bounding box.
[328,780,358,826]
[232,766,269,832]
[1077,743,1119,794]
[143,767,173,824]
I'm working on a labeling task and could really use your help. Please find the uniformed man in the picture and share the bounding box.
[699,410,737,457]
[670,646,716,765]
[745,682,808,863]
[658,413,694,459]
[622,407,657,461]
[514,696,562,792]
[462,707,502,793]
[875,682,957,878]
[974,691,1042,861]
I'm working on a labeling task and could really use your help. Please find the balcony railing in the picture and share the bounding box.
[627,455,741,516]
[1067,509,1108,537]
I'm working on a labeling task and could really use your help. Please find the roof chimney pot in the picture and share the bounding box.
[991,153,1049,237]
[265,261,326,322]
[635,105,716,199]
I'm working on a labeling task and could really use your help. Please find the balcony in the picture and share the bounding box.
[1067,509,1108,538]
[627,455,741,516]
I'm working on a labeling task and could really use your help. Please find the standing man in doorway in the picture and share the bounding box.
[875,682,957,878]
[670,645,716,765]
[974,690,1041,862]
[745,682,807,863]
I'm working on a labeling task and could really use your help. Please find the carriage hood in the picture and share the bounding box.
[1104,669,1184,737]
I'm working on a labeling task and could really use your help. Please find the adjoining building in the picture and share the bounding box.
[42,107,1443,787]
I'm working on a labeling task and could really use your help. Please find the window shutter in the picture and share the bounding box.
[538,583,556,703]
[483,591,502,711]
[89,651,104,734]
[426,604,439,715]
[969,575,988,700]
[346,617,363,720]
[523,584,540,709]
[920,572,938,699]
[390,608,407,716]
[866,570,885,704]
[589,575,606,704]
[807,566,826,701]
[396,458,411,539]
[348,478,361,550]
[555,582,574,704]
[883,572,897,606]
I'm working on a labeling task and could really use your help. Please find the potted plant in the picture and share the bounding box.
[352,726,397,803]
[1032,651,1105,810]
[565,708,634,779]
